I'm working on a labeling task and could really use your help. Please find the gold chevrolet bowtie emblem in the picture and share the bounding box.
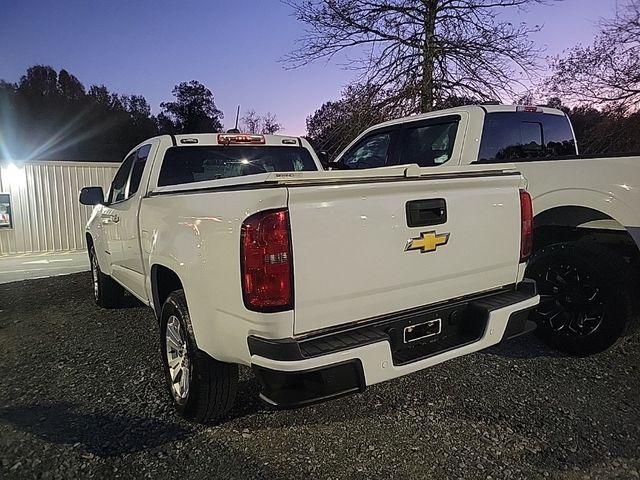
[405,231,450,253]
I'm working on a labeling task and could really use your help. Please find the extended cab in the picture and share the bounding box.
[329,104,640,355]
[80,132,538,422]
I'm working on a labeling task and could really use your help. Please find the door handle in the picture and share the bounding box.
[406,199,447,227]
[101,213,120,224]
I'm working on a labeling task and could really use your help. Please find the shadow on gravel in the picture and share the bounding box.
[0,403,191,457]
[481,334,566,359]
[118,293,147,309]
[227,375,266,420]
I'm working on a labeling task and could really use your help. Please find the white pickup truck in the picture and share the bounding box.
[328,104,640,356]
[80,132,538,422]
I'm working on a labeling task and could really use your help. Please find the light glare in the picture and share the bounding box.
[2,163,26,189]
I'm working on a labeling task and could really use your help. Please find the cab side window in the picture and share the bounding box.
[129,144,151,196]
[341,131,392,169]
[108,152,136,204]
[401,121,459,167]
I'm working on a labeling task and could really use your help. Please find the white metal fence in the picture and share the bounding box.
[0,161,119,256]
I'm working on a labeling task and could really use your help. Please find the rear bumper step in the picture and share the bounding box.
[249,280,537,363]
[249,280,538,408]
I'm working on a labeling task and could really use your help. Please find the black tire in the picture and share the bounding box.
[89,246,125,309]
[525,241,638,356]
[160,290,238,423]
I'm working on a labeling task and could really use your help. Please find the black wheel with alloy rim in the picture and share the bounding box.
[164,313,191,405]
[160,290,238,423]
[532,262,605,337]
[525,241,636,356]
[89,245,125,308]
[91,252,100,302]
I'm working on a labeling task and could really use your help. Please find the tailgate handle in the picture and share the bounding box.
[406,199,447,227]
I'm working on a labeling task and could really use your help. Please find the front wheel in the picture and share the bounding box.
[525,241,637,356]
[160,290,238,423]
[89,246,124,308]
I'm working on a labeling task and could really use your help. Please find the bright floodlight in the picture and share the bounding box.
[2,163,26,188]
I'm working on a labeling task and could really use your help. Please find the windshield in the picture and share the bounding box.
[157,145,318,186]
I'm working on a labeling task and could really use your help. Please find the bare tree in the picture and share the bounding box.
[241,109,284,134]
[284,0,555,113]
[306,83,393,158]
[545,0,640,110]
[262,112,283,134]
[241,108,262,133]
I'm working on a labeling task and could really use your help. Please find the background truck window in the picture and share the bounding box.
[401,121,458,167]
[477,112,577,163]
[341,132,392,168]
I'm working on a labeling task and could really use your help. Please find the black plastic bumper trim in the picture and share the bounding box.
[248,280,537,362]
[500,298,538,342]
[247,337,303,362]
[252,360,365,408]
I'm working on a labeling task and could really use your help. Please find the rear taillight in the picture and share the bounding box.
[241,209,293,312]
[520,190,533,262]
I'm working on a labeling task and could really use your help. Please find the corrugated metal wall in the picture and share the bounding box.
[0,161,119,256]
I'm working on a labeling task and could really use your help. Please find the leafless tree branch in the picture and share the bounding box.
[283,0,555,113]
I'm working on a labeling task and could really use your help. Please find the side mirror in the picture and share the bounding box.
[79,186,105,206]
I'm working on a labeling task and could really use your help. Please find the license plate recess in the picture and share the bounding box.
[386,303,487,365]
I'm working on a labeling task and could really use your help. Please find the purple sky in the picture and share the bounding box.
[0,0,619,135]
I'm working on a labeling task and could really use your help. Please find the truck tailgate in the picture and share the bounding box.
[287,172,523,335]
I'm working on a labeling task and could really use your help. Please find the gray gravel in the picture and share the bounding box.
[0,272,639,480]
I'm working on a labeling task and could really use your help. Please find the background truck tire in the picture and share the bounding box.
[160,290,238,423]
[525,241,638,356]
[90,246,125,309]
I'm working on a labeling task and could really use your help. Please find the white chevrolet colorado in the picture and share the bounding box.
[328,104,640,356]
[80,132,538,422]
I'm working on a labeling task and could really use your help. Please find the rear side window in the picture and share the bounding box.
[478,112,576,163]
[129,144,151,196]
[400,120,459,167]
[109,152,135,203]
[157,146,317,187]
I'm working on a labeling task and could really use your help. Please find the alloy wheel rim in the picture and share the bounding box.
[91,256,99,301]
[530,261,605,337]
[165,315,190,403]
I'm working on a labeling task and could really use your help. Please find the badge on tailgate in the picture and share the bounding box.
[405,231,450,254]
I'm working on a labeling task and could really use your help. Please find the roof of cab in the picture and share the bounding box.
[360,104,566,133]
[167,133,302,146]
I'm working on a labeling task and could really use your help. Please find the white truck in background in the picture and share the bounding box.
[80,132,538,422]
[327,104,640,355]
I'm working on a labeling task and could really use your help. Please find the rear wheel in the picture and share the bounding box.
[89,246,125,308]
[160,290,238,423]
[525,241,637,355]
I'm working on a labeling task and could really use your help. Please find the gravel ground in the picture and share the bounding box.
[0,273,639,480]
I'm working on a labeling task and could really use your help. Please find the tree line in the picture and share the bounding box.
[0,66,282,161]
[295,0,640,158]
[1,1,638,161]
